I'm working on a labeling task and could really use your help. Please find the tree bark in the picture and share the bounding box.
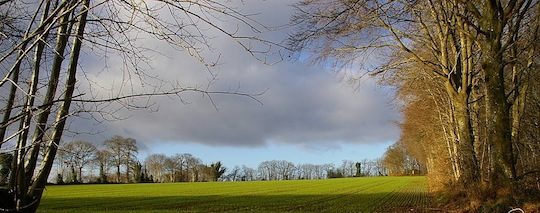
[21,1,71,191]
[448,87,480,184]
[116,165,121,183]
[78,167,83,183]
[480,0,517,183]
[26,0,89,209]
[21,0,51,187]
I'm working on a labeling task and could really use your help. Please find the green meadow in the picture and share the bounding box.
[39,176,429,213]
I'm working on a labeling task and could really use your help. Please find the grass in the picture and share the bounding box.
[39,176,429,212]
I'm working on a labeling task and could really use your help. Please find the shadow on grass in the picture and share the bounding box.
[39,192,432,213]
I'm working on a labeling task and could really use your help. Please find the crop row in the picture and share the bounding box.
[39,176,429,212]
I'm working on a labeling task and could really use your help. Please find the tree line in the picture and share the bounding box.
[1,135,425,185]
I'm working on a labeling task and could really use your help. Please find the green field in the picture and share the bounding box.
[39,176,429,212]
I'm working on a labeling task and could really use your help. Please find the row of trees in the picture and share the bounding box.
[144,153,225,183]
[0,128,424,185]
[55,135,138,184]
[289,0,540,209]
[53,136,229,184]
[29,137,423,184]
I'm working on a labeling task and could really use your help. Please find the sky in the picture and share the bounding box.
[63,0,402,169]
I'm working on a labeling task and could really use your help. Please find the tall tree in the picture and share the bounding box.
[144,154,167,183]
[209,161,226,182]
[164,157,180,183]
[59,141,97,183]
[95,149,112,184]
[104,136,137,183]
[355,162,362,177]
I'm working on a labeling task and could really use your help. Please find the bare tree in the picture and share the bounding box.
[340,160,356,177]
[144,154,167,183]
[183,154,202,182]
[164,157,180,183]
[95,149,112,183]
[240,165,256,181]
[227,166,241,181]
[169,154,189,182]
[104,135,137,183]
[258,161,273,181]
[59,141,96,183]
[277,160,295,180]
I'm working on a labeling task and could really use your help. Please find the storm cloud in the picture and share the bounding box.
[66,0,401,149]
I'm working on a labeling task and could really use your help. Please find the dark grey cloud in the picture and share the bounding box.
[65,0,401,149]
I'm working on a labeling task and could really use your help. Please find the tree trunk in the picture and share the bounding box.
[0,48,23,148]
[0,0,44,146]
[70,165,77,183]
[78,167,83,183]
[116,165,121,183]
[125,160,130,183]
[6,2,71,211]
[457,97,479,182]
[25,1,90,210]
[99,163,106,183]
[445,82,480,185]
[482,41,517,184]
[22,0,51,186]
[478,1,522,183]
[475,0,518,191]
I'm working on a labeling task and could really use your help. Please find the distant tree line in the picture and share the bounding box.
[143,153,225,183]
[54,135,140,184]
[4,135,426,185]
